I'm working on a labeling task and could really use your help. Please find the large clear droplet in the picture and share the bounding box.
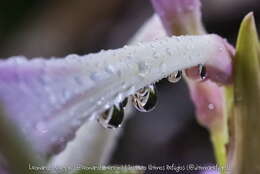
[198,64,207,80]
[168,70,182,83]
[133,85,157,112]
[97,105,124,129]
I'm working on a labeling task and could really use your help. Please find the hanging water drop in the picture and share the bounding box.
[120,97,128,108]
[198,64,207,80]
[168,70,182,83]
[132,85,157,112]
[97,105,124,129]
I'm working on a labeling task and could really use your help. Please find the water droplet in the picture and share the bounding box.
[105,64,116,74]
[168,70,182,83]
[198,64,207,80]
[90,72,103,81]
[132,85,157,112]
[138,61,148,75]
[120,98,128,108]
[208,103,215,110]
[74,76,83,85]
[36,122,48,133]
[97,105,124,129]
[103,104,110,110]
[97,100,102,106]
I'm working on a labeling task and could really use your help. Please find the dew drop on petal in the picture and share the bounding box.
[120,97,128,108]
[198,64,207,80]
[90,72,103,81]
[36,122,48,134]
[62,89,71,101]
[208,103,215,110]
[105,64,116,74]
[97,105,124,129]
[132,85,157,112]
[168,70,182,83]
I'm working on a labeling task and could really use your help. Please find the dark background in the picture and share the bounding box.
[0,1,259,174]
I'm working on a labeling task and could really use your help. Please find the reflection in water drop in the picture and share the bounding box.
[168,70,182,83]
[198,64,207,80]
[132,85,157,112]
[120,97,128,108]
[97,104,124,129]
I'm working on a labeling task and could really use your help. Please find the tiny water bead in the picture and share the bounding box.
[208,103,215,110]
[198,64,207,80]
[97,104,124,129]
[168,70,182,83]
[132,85,157,112]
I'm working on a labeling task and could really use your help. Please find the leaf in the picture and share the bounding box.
[232,12,260,174]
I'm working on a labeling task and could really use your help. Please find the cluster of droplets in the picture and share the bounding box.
[168,64,207,83]
[97,64,207,129]
[97,85,157,129]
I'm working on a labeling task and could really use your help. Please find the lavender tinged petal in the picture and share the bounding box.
[0,35,225,159]
[0,155,10,174]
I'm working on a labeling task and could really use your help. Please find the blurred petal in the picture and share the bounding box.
[150,0,234,168]
[0,106,43,174]
[129,14,167,43]
[189,81,224,129]
[151,0,233,84]
[151,0,205,35]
